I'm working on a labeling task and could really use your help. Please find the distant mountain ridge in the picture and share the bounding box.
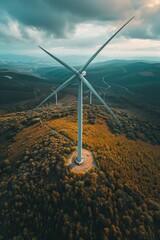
[0,59,160,109]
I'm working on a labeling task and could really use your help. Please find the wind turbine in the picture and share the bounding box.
[89,91,93,105]
[34,89,38,100]
[51,88,58,105]
[34,88,40,100]
[85,89,93,104]
[35,17,134,165]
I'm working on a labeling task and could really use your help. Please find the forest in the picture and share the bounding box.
[0,104,160,240]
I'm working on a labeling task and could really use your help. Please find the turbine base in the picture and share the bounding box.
[75,156,84,165]
[67,149,95,174]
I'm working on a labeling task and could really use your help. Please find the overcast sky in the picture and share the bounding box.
[0,0,159,60]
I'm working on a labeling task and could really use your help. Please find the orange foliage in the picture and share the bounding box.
[47,117,160,198]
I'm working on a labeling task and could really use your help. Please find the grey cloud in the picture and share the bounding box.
[144,6,160,37]
[0,3,68,38]
[124,4,160,40]
[0,0,145,38]
[0,0,159,49]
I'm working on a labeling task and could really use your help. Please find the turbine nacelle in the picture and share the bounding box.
[82,71,86,76]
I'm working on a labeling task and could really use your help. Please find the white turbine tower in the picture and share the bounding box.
[85,89,93,104]
[35,17,134,165]
[89,91,93,105]
[34,89,38,100]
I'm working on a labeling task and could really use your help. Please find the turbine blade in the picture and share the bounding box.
[38,46,78,75]
[35,74,76,109]
[80,17,134,72]
[79,75,121,126]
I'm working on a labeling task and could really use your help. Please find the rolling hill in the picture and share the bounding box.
[0,69,63,112]
[34,60,160,107]
[0,103,160,239]
[0,57,160,239]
